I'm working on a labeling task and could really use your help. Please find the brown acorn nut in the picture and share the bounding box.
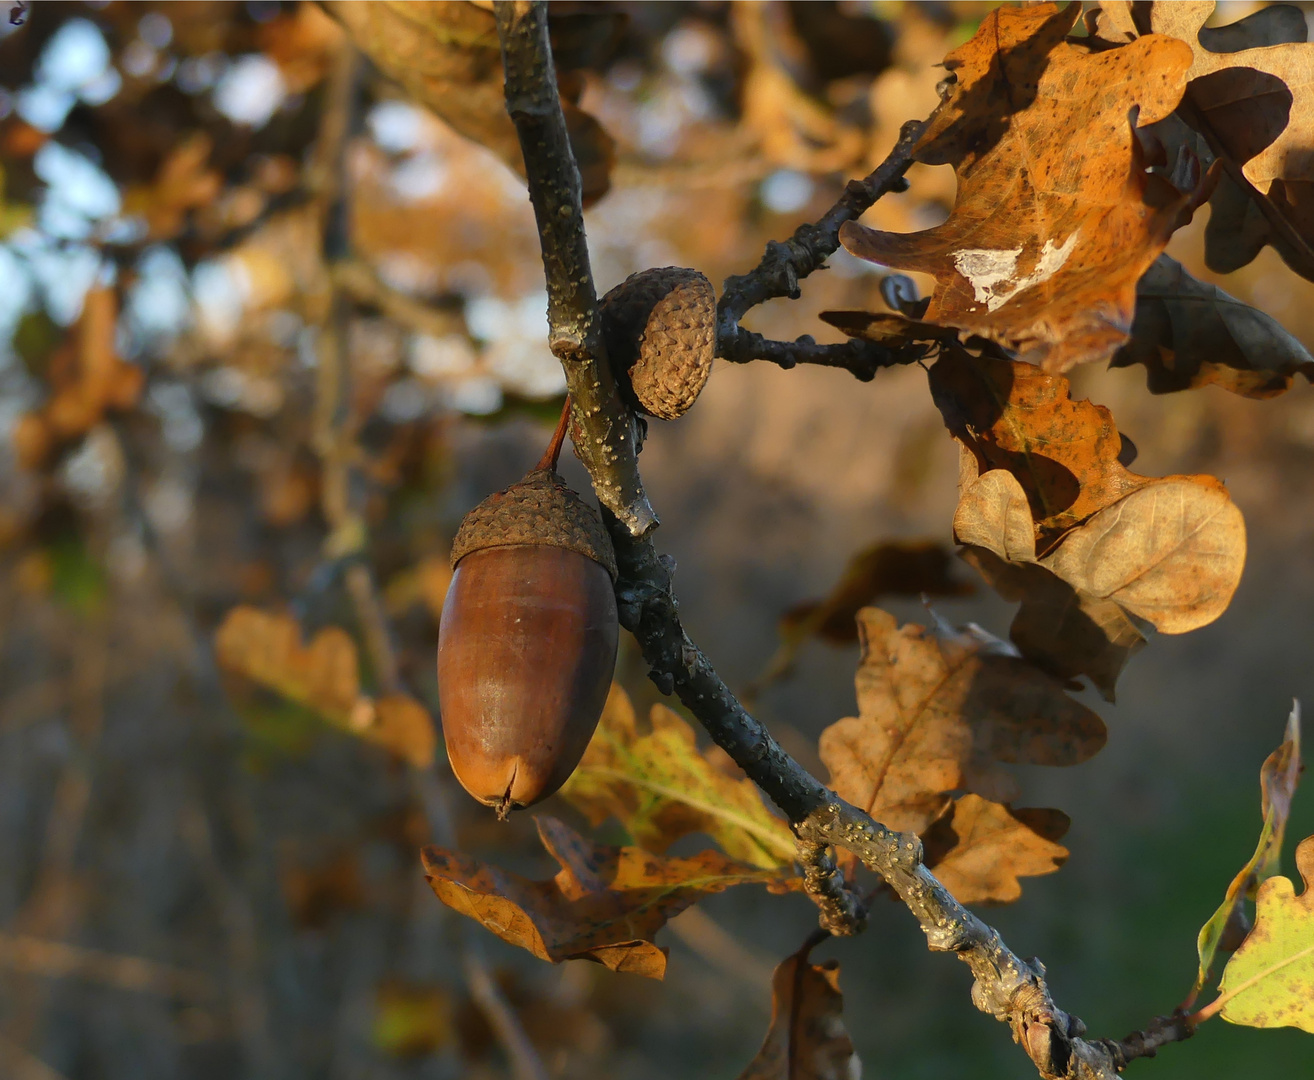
[437,405,618,817]
[600,267,716,420]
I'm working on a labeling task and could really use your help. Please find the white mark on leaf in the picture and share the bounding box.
[953,232,1080,311]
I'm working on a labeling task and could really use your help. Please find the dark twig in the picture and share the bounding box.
[494,0,654,536]
[715,120,929,378]
[496,6,1187,1078]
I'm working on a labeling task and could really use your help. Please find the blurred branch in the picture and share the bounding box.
[308,40,551,1080]
[715,119,928,379]
[331,260,465,340]
[464,943,552,1080]
[495,6,1190,1078]
[0,1035,68,1080]
[0,933,214,1002]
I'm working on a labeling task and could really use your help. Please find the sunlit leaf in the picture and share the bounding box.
[839,3,1203,371]
[1215,834,1314,1032]
[1193,704,1303,1002]
[559,684,796,871]
[819,608,1104,838]
[922,794,1069,906]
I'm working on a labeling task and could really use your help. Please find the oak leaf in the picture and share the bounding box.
[839,3,1202,371]
[932,347,1149,548]
[1039,477,1246,635]
[921,794,1070,906]
[1149,1,1314,278]
[215,606,436,767]
[558,684,796,871]
[1110,255,1314,398]
[328,2,616,206]
[421,816,785,980]
[937,348,1245,655]
[1192,704,1303,1003]
[752,538,973,692]
[818,608,1105,838]
[959,545,1146,702]
[1215,833,1314,1032]
[736,937,858,1080]
[1093,2,1314,277]
[13,287,145,470]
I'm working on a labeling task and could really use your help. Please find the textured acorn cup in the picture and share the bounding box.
[600,267,716,420]
[437,414,618,818]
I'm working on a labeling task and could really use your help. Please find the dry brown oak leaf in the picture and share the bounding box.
[921,793,1070,906]
[215,606,436,768]
[1150,2,1314,275]
[958,544,1146,703]
[1090,2,1314,278]
[818,607,1105,839]
[838,2,1204,372]
[421,815,786,980]
[932,345,1239,552]
[736,937,859,1080]
[329,2,616,206]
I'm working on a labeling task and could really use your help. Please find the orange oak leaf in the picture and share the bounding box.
[838,3,1204,371]
[933,346,1241,556]
[818,608,1105,837]
[1092,2,1314,278]
[922,794,1070,906]
[1150,2,1314,275]
[736,936,859,1080]
[421,816,785,980]
[932,347,1148,549]
[215,606,436,767]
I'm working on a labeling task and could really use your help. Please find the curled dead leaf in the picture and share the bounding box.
[819,608,1105,838]
[421,816,787,980]
[1111,255,1314,398]
[839,3,1203,371]
[922,794,1070,906]
[736,936,858,1080]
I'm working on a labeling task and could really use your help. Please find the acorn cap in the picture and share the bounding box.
[450,469,617,580]
[601,267,716,421]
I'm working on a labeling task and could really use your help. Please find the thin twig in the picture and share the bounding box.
[715,119,929,379]
[493,5,1188,1078]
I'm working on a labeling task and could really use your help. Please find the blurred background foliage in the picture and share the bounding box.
[0,1,1312,1078]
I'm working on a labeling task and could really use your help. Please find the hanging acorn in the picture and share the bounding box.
[437,401,618,817]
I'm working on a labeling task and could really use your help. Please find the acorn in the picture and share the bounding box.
[438,401,619,817]
[600,267,716,420]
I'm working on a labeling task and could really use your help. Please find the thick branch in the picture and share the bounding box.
[494,0,654,536]
[496,7,1186,1078]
